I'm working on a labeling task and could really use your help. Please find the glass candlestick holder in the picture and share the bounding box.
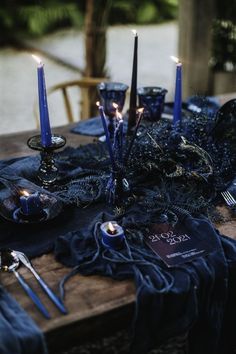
[27,134,66,188]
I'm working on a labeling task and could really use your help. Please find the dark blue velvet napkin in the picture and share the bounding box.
[0,285,48,354]
[227,176,236,198]
[71,116,104,136]
[71,116,128,136]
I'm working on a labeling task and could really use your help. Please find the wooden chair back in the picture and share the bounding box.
[48,77,108,123]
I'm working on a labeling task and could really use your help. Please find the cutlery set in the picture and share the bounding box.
[0,248,67,319]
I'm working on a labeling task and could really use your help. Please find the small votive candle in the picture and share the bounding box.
[19,190,42,216]
[100,221,125,250]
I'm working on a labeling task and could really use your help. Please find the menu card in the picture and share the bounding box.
[144,221,220,267]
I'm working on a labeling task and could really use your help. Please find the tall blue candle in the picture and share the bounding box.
[97,102,116,171]
[32,55,52,147]
[171,56,182,126]
[113,103,123,163]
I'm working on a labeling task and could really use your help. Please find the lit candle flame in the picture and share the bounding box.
[131,29,137,36]
[107,222,116,234]
[112,103,122,120]
[32,54,43,66]
[170,55,181,64]
[21,190,30,197]
[137,107,144,114]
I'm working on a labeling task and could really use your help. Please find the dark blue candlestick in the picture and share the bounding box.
[100,221,125,250]
[173,62,182,126]
[20,191,42,216]
[128,31,138,132]
[37,61,52,147]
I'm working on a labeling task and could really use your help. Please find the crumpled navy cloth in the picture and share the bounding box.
[71,116,128,136]
[55,213,236,354]
[71,116,106,136]
[0,285,48,354]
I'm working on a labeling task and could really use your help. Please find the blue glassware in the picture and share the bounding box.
[97,82,128,137]
[97,82,129,116]
[137,86,168,121]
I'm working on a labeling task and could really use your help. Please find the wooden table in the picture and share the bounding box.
[0,123,236,353]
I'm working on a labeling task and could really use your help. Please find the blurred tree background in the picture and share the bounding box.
[211,0,236,72]
[0,0,178,45]
[0,0,235,74]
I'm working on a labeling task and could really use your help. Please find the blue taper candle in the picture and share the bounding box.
[97,103,116,170]
[32,55,52,147]
[173,59,182,126]
[113,104,123,163]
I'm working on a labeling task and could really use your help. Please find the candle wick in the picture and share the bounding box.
[107,228,118,235]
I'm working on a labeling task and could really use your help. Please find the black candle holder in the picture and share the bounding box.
[13,207,48,223]
[27,134,66,188]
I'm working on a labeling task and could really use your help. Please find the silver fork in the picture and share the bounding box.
[221,191,236,207]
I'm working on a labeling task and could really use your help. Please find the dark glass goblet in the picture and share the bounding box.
[137,86,168,121]
[97,82,128,137]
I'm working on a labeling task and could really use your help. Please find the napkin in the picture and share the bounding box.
[71,116,128,137]
[71,116,104,136]
[0,285,48,354]
[227,176,236,198]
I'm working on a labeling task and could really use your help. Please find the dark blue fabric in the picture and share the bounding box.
[228,176,236,198]
[54,214,236,354]
[71,116,104,136]
[0,111,235,354]
[0,285,48,354]
[71,116,128,136]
